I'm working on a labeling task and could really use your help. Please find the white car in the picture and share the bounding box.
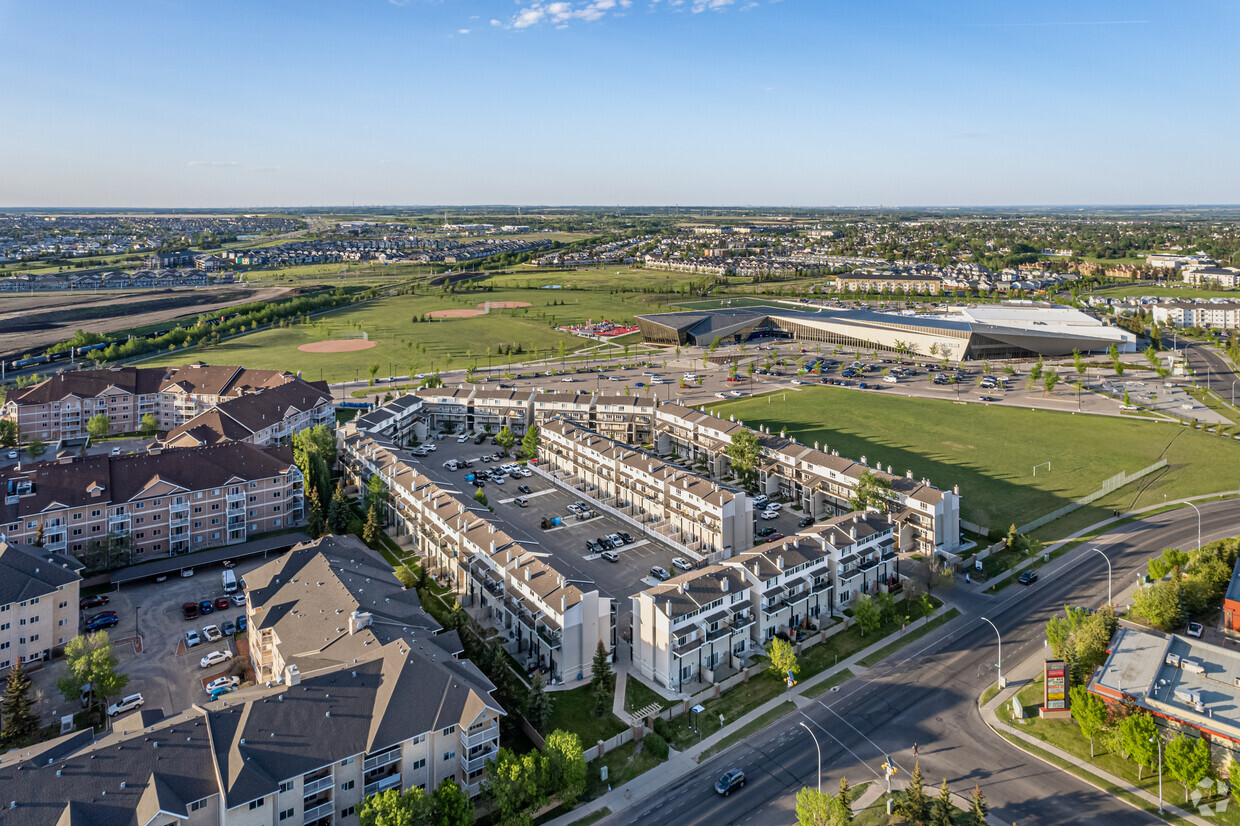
[753,496,769,508]
[6,450,16,459]
[760,510,779,520]
[425,443,436,451]
[672,557,692,571]
[202,624,223,643]
[107,693,144,717]
[185,629,202,647]
[883,375,898,384]
[200,650,232,669]
[715,392,728,399]
[205,676,241,694]
[457,434,469,443]
[561,377,577,383]
[231,593,246,606]
[443,460,459,470]
[519,468,532,477]
[791,379,804,386]
[764,502,783,511]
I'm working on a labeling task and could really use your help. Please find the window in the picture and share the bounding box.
[443,751,455,762]
[441,725,456,736]
[29,616,37,625]
[340,780,355,791]
[410,758,426,771]
[58,601,67,609]
[411,733,425,745]
[341,806,356,818]
[340,756,354,766]
[279,808,296,821]
[189,800,207,812]
[248,799,265,810]
[134,502,144,510]
[279,780,294,793]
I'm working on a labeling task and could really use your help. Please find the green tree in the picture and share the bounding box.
[474,487,489,509]
[368,363,380,386]
[725,428,762,489]
[306,486,325,538]
[850,469,893,513]
[521,424,541,461]
[591,640,612,716]
[1043,368,1059,394]
[795,787,850,826]
[86,413,111,441]
[430,778,475,826]
[1119,712,1159,780]
[1073,348,1085,375]
[1070,684,1108,757]
[365,473,387,519]
[766,635,800,681]
[876,591,896,625]
[526,671,553,733]
[139,413,158,438]
[363,502,382,546]
[495,425,516,455]
[898,761,929,823]
[483,747,547,826]
[1132,579,1183,631]
[930,778,953,826]
[327,479,350,534]
[1165,733,1211,800]
[969,785,989,826]
[544,729,587,808]
[837,777,853,824]
[359,786,432,826]
[0,420,17,448]
[26,437,46,460]
[56,632,129,713]
[393,565,416,589]
[1,661,39,745]
[851,594,881,636]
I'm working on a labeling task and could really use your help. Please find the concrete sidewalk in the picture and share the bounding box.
[980,650,1215,826]
[543,601,964,826]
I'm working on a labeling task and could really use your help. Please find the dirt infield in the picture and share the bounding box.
[428,308,486,319]
[297,339,378,353]
[481,301,532,309]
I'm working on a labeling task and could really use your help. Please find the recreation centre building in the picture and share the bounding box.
[635,302,1137,361]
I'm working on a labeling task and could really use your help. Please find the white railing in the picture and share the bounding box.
[302,776,333,796]
[303,800,334,821]
[461,749,497,773]
[363,749,401,772]
[461,724,499,750]
[363,772,401,798]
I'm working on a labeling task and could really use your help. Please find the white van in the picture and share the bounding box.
[222,569,238,594]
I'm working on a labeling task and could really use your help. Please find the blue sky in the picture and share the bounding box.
[1,0,1236,207]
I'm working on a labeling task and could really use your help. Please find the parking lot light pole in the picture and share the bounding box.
[1150,735,1163,814]
[1187,501,1202,551]
[798,722,822,795]
[980,616,1003,689]
[1089,547,1112,606]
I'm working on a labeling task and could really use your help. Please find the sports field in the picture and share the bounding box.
[483,266,711,293]
[141,288,675,382]
[1087,285,1240,300]
[708,387,1240,535]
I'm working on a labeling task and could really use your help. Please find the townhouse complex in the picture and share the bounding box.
[0,442,304,560]
[3,363,333,444]
[0,536,505,825]
[1152,300,1240,330]
[0,541,83,669]
[339,413,613,686]
[631,512,899,691]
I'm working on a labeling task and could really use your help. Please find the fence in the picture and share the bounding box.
[1017,458,1168,534]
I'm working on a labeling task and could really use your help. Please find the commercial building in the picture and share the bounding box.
[0,541,83,669]
[1223,557,1240,633]
[2,363,317,443]
[635,303,1135,360]
[0,536,505,825]
[0,442,303,561]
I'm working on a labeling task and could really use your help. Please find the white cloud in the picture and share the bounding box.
[502,0,653,30]
[458,27,471,34]
[691,0,733,12]
[187,161,241,168]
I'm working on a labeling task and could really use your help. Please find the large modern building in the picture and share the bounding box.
[635,302,1136,360]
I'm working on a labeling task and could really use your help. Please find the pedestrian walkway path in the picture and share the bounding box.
[981,648,1213,826]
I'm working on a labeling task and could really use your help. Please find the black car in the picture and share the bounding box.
[618,531,633,544]
[756,526,777,538]
[598,536,615,551]
[715,769,746,796]
[586,539,602,553]
[798,516,814,528]
[474,433,487,444]
[517,485,532,495]
[650,566,671,581]
[1018,570,1038,585]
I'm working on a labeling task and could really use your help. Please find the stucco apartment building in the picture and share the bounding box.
[0,541,83,669]
[0,536,505,825]
[539,418,754,557]
[163,378,335,448]
[338,432,612,685]
[413,387,657,444]
[0,442,304,561]
[833,273,942,295]
[654,404,961,554]
[1152,301,1240,330]
[3,363,317,443]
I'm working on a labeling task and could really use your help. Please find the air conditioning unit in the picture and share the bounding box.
[1181,659,1206,674]
[1175,688,1202,705]
[1165,653,1181,668]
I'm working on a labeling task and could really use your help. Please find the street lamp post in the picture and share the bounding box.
[798,722,822,795]
[1232,378,1238,408]
[1088,547,1112,606]
[1186,501,1202,551]
[980,617,1003,689]
[1150,735,1164,814]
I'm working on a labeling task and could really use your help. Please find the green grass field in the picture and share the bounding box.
[1087,284,1240,300]
[138,288,675,382]
[708,387,1240,535]
[485,266,707,293]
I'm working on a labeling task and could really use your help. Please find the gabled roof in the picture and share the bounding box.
[0,541,83,605]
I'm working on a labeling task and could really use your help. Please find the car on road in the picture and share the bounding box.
[221,620,237,637]
[80,595,110,610]
[199,599,214,615]
[650,566,671,582]
[715,768,746,796]
[6,450,16,459]
[107,693,144,717]
[765,533,785,544]
[883,375,898,384]
[214,597,230,611]
[1188,622,1205,638]
[457,434,469,443]
[202,625,223,643]
[601,550,619,563]
[182,602,199,620]
[672,557,692,571]
[206,676,241,694]
[85,614,119,632]
[185,629,202,647]
[760,509,779,520]
[200,650,231,669]
[1018,570,1038,585]
[517,484,532,495]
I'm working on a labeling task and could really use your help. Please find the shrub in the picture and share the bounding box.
[652,717,671,740]
[643,732,669,760]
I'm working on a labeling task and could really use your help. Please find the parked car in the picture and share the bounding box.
[86,611,117,624]
[1188,622,1205,638]
[237,615,248,633]
[202,625,223,643]
[607,533,625,546]
[221,620,237,637]
[107,693,144,717]
[85,614,118,632]
[199,599,214,615]
[598,536,614,551]
[798,516,814,528]
[185,629,202,648]
[6,450,16,459]
[182,602,200,620]
[214,597,230,611]
[765,533,785,544]
[200,650,231,669]
[672,557,692,571]
[618,531,633,544]
[586,539,602,553]
[80,595,110,610]
[601,550,619,563]
[753,495,769,508]
[517,484,532,495]
[1018,570,1038,585]
[650,566,671,582]
[756,526,777,538]
[760,510,779,520]
[206,676,241,694]
[715,769,746,796]
[764,502,782,511]
[231,593,246,607]
[208,683,237,700]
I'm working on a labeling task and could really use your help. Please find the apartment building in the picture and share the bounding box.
[349,394,426,447]
[654,404,961,554]
[3,363,307,442]
[0,540,505,825]
[0,442,303,561]
[1181,266,1240,289]
[539,419,753,557]
[1152,301,1240,330]
[164,378,335,448]
[833,273,942,295]
[338,433,613,685]
[0,541,83,669]
[469,388,537,435]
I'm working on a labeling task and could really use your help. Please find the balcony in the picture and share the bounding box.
[302,776,333,796]
[303,800,334,822]
[461,723,499,750]
[363,748,401,773]
[363,771,402,798]
[461,748,497,774]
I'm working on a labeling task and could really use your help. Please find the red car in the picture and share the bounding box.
[182,602,200,620]
[765,533,785,543]
[725,376,742,382]
[214,597,231,611]
[80,595,110,610]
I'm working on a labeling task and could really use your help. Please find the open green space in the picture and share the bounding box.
[1088,284,1240,300]
[708,387,1240,535]
[624,676,676,714]
[661,668,789,751]
[544,685,627,746]
[857,609,961,667]
[583,739,665,801]
[486,266,707,293]
[799,597,942,680]
[138,288,672,382]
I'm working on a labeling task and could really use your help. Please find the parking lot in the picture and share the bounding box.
[31,556,264,726]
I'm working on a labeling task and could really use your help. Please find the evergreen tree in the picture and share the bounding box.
[521,424,541,461]
[306,487,325,538]
[898,761,929,824]
[526,671,553,733]
[363,502,381,546]
[592,639,613,691]
[327,480,350,534]
[969,784,989,826]
[1,661,38,745]
[838,777,853,824]
[930,778,952,826]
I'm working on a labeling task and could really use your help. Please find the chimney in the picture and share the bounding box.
[860,455,867,466]
[349,611,372,634]
[524,567,531,581]
[677,581,686,594]
[906,470,913,479]
[490,541,495,554]
[560,595,566,612]
[953,484,960,495]
[284,664,301,686]
[776,555,784,570]
[887,465,893,475]
[721,576,729,592]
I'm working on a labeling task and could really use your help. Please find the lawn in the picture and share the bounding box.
[1088,284,1240,300]
[544,685,627,746]
[708,387,1240,535]
[856,609,960,667]
[624,675,676,714]
[697,700,796,761]
[485,266,706,295]
[662,669,791,751]
[799,597,942,681]
[583,739,666,801]
[139,288,672,383]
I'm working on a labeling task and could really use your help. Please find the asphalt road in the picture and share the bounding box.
[601,500,1240,826]
[1185,342,1240,404]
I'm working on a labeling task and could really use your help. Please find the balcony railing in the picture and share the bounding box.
[363,772,402,798]
[461,749,497,774]
[364,749,401,773]
[302,776,333,796]
[303,800,334,821]
[461,723,499,750]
